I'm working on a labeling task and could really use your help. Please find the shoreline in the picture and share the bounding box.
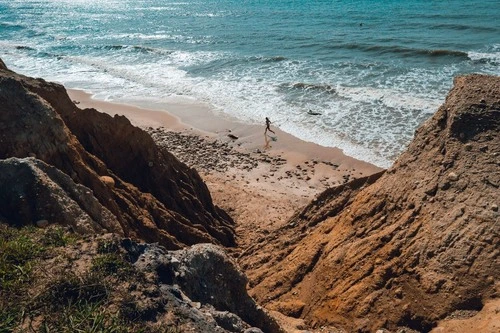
[67,88,383,176]
[68,88,383,257]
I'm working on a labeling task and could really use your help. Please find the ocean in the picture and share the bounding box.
[1,0,499,167]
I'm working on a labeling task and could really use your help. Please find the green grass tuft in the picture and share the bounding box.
[0,225,77,292]
[0,226,43,291]
[97,239,121,254]
[91,254,136,280]
[39,273,109,311]
[0,225,180,332]
[39,300,130,333]
[40,226,77,248]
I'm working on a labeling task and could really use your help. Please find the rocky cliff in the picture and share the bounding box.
[0,61,234,249]
[241,75,499,332]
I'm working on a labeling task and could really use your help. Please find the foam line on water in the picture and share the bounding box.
[0,49,438,168]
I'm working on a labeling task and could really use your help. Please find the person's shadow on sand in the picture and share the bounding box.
[264,133,271,149]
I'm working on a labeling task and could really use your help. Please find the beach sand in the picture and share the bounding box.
[68,89,383,251]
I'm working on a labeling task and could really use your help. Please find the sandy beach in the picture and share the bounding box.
[67,89,383,252]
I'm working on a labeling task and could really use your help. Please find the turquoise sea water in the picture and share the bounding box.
[1,0,499,167]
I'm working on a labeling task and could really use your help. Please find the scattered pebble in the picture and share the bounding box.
[147,127,352,200]
[447,172,459,181]
[36,219,49,228]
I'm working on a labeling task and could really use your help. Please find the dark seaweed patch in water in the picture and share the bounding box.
[427,49,469,59]
[290,82,336,94]
[431,23,498,33]
[248,55,288,63]
[100,45,173,55]
[103,45,127,50]
[132,45,155,53]
[264,56,287,62]
[15,46,35,51]
[131,45,173,55]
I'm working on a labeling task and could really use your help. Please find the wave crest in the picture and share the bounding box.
[100,45,173,55]
[337,43,470,60]
[468,51,500,65]
[427,49,468,58]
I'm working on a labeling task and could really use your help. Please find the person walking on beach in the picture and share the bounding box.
[265,117,275,135]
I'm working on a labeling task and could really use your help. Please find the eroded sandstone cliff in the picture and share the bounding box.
[0,59,287,331]
[0,62,234,249]
[242,75,499,332]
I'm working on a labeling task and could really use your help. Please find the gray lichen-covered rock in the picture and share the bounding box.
[124,240,283,333]
[0,157,120,233]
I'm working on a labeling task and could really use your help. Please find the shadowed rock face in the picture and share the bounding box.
[242,75,499,332]
[0,157,120,234]
[125,241,284,333]
[0,61,235,249]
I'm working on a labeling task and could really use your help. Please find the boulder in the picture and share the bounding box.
[0,157,120,233]
[124,240,284,333]
[99,175,115,188]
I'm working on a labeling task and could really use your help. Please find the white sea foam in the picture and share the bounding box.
[97,33,181,41]
[468,51,500,64]
[0,46,430,168]
[335,86,440,112]
[2,0,497,168]
[131,6,178,11]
